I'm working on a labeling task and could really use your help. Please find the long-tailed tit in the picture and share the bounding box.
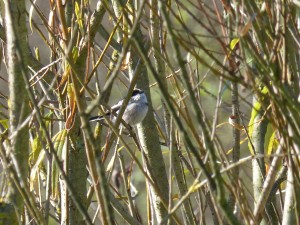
[89,89,148,125]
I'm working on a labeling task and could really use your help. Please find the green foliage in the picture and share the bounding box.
[51,129,67,200]
[248,86,269,154]
[0,120,8,129]
[75,2,84,36]
[0,1,299,224]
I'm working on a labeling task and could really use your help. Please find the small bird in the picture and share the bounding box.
[89,89,149,125]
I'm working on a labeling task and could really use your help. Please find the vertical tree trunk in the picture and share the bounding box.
[282,165,296,225]
[251,96,268,225]
[282,123,300,225]
[150,0,196,224]
[121,1,172,223]
[5,0,30,217]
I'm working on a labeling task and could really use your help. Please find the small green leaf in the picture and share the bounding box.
[75,2,84,35]
[267,131,278,156]
[52,129,67,199]
[72,46,79,63]
[230,38,239,50]
[248,86,269,154]
[29,136,43,166]
[28,0,36,32]
[29,150,45,191]
[0,120,9,129]
[34,47,40,61]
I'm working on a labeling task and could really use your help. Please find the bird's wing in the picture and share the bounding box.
[110,99,123,112]
[89,99,124,122]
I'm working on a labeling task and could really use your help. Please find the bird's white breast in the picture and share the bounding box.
[121,92,148,125]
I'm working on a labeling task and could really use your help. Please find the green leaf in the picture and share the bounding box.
[0,120,9,129]
[72,46,79,63]
[29,136,43,166]
[52,129,67,199]
[29,150,45,191]
[267,131,278,156]
[28,0,36,32]
[75,2,84,35]
[248,86,269,154]
[43,111,54,129]
[230,38,239,50]
[34,47,40,61]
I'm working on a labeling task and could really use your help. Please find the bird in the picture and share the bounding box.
[89,89,149,125]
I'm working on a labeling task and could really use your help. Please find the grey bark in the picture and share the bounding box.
[5,0,30,216]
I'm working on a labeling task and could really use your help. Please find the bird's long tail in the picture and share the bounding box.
[89,115,104,122]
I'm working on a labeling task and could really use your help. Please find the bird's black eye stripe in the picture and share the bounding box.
[132,89,143,96]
